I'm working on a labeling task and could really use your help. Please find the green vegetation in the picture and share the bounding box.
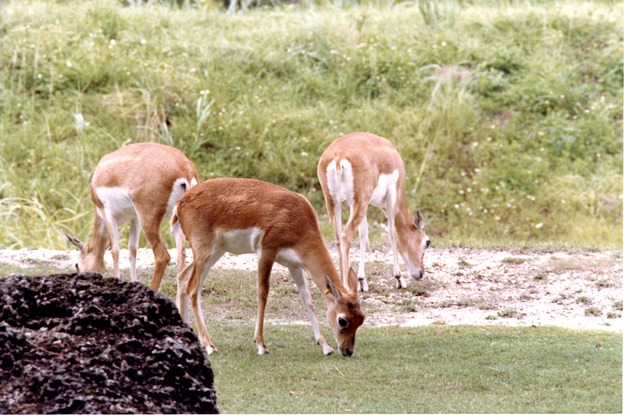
[0,0,622,250]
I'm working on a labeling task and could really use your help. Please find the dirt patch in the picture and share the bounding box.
[0,246,623,332]
[360,247,623,331]
[0,273,218,414]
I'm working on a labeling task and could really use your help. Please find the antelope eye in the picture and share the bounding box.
[338,315,348,329]
[75,264,79,273]
[426,239,431,248]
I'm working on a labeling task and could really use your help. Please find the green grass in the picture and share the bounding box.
[209,325,621,413]
[0,253,622,414]
[0,0,623,250]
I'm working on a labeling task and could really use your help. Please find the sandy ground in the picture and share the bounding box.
[0,245,622,333]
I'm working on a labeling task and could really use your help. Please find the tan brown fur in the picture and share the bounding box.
[172,178,365,356]
[317,132,430,291]
[64,142,198,290]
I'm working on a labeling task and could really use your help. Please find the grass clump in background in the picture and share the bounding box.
[0,0,622,250]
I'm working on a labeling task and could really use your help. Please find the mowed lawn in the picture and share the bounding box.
[206,324,621,413]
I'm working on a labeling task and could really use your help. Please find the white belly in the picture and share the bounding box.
[95,187,137,224]
[215,228,304,270]
[369,170,399,209]
[217,227,264,256]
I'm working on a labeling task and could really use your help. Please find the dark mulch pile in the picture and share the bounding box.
[0,273,218,414]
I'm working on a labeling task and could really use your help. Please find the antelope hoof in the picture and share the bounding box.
[206,345,218,355]
[256,344,270,355]
[361,280,369,292]
[358,277,369,292]
[320,341,334,355]
[395,275,407,289]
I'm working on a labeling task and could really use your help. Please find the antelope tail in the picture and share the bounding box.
[170,204,179,231]
[171,203,184,245]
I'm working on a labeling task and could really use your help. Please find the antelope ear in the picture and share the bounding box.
[413,211,424,230]
[324,275,341,301]
[347,267,359,295]
[63,230,87,253]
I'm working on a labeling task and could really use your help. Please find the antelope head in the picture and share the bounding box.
[63,230,107,275]
[398,210,430,280]
[324,269,365,357]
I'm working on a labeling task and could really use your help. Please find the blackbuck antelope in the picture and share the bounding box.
[64,142,198,290]
[317,132,430,292]
[171,178,365,357]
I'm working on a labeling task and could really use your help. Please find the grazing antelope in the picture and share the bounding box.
[172,178,365,357]
[64,142,198,290]
[317,132,430,292]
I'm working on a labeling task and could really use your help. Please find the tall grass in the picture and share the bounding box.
[0,0,623,249]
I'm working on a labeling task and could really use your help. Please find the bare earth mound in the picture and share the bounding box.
[0,273,218,414]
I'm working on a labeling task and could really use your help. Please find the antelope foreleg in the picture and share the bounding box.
[357,215,369,292]
[102,210,120,278]
[385,186,404,288]
[254,251,275,355]
[289,267,334,355]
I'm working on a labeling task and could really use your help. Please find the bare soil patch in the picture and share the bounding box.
[0,246,622,332]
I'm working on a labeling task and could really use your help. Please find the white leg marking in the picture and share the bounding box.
[102,208,121,278]
[333,201,350,289]
[327,160,355,289]
[358,215,369,292]
[128,217,141,282]
[385,184,402,285]
[95,187,136,279]
[289,267,334,355]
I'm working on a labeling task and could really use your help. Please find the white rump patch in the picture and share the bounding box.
[326,159,355,204]
[167,177,197,218]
